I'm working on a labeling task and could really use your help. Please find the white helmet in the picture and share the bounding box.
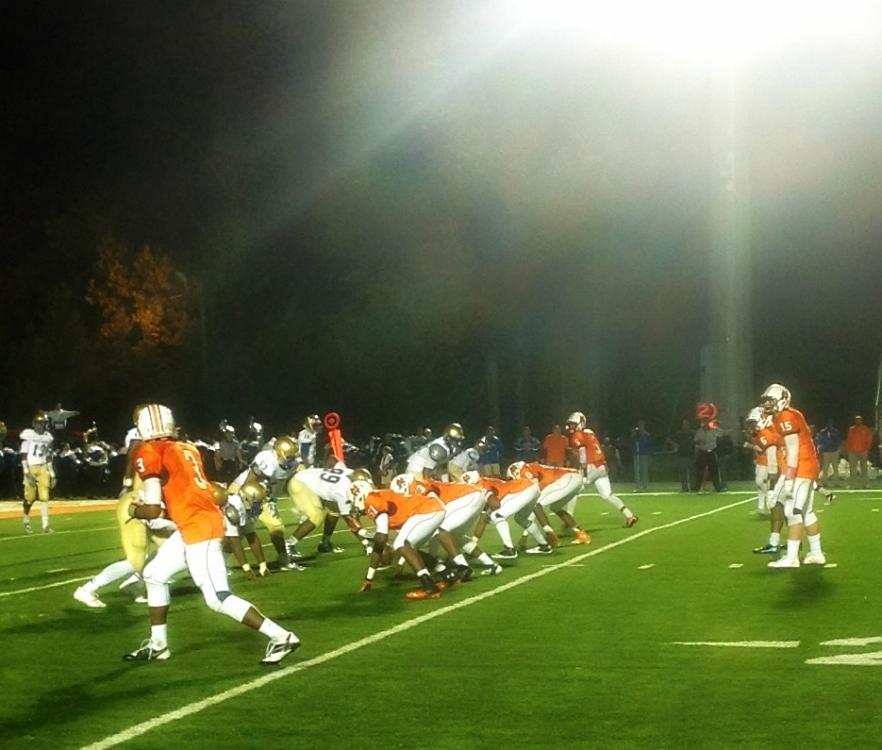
[760,384,791,414]
[390,473,414,495]
[135,404,176,440]
[347,480,372,512]
[745,406,768,431]
[506,461,525,480]
[461,470,480,485]
[565,411,586,432]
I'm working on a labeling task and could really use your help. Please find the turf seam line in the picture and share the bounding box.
[80,495,751,750]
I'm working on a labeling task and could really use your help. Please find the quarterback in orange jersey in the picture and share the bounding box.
[464,473,541,560]
[565,412,638,528]
[507,460,590,554]
[124,404,300,664]
[353,483,446,599]
[760,385,827,568]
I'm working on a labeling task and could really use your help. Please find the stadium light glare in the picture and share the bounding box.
[508,0,877,65]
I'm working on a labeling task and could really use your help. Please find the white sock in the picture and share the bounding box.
[564,498,577,516]
[40,502,49,527]
[603,494,626,513]
[493,519,514,548]
[151,624,168,647]
[23,515,31,526]
[526,520,546,545]
[769,532,781,547]
[807,533,822,554]
[258,617,288,641]
[453,554,468,567]
[91,560,136,591]
[119,573,142,589]
[786,538,800,560]
[620,504,634,520]
[476,552,494,566]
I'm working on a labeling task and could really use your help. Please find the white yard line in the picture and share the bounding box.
[0,576,92,598]
[80,495,750,750]
[671,641,800,649]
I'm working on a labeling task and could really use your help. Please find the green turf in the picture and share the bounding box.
[2,488,881,749]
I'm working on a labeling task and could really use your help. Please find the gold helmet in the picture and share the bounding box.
[239,481,267,505]
[304,414,322,431]
[443,422,465,442]
[210,481,228,506]
[32,411,48,433]
[273,435,300,470]
[350,467,374,485]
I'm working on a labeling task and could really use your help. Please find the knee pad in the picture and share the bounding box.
[217,593,250,621]
[803,511,818,527]
[785,508,803,526]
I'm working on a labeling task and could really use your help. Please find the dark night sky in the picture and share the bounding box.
[3,1,881,442]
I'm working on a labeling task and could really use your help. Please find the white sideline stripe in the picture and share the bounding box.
[672,641,800,649]
[0,525,117,542]
[80,496,751,750]
[0,576,91,598]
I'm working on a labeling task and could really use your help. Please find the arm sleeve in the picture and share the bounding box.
[784,434,799,469]
[375,513,389,534]
[142,476,163,505]
[765,446,778,469]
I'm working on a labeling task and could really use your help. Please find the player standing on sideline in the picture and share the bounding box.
[20,411,55,533]
[760,385,827,568]
[565,411,638,528]
[125,404,299,664]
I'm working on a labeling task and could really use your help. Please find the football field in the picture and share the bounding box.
[2,488,881,749]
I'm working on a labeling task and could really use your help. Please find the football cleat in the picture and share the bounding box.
[405,588,441,600]
[573,530,591,545]
[492,547,518,560]
[260,633,301,666]
[317,541,344,554]
[42,526,54,534]
[802,552,827,566]
[767,556,800,569]
[73,585,106,609]
[278,560,307,572]
[525,544,553,555]
[455,565,474,583]
[480,563,503,576]
[625,515,639,528]
[753,543,782,554]
[24,522,33,535]
[824,493,836,506]
[124,639,170,662]
[545,531,561,547]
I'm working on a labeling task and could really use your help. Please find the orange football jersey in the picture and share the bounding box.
[753,425,779,467]
[521,462,580,490]
[568,430,606,467]
[477,476,535,500]
[421,480,480,505]
[364,489,443,530]
[774,407,820,480]
[133,439,224,544]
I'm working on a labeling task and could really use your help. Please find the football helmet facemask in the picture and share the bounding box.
[273,436,300,471]
[347,480,372,512]
[760,384,791,414]
[565,411,587,433]
[32,411,48,433]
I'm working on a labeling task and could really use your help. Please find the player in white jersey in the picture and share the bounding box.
[20,411,55,533]
[230,436,303,570]
[285,465,375,558]
[221,481,270,578]
[406,423,465,479]
[297,414,322,467]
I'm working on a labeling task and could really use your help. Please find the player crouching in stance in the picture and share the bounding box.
[124,404,299,665]
[353,481,447,600]
[760,385,827,568]
[508,461,589,554]
[463,472,541,561]
[220,481,271,578]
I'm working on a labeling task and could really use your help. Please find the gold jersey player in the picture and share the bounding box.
[20,411,55,533]
[124,404,299,664]
[760,385,827,568]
